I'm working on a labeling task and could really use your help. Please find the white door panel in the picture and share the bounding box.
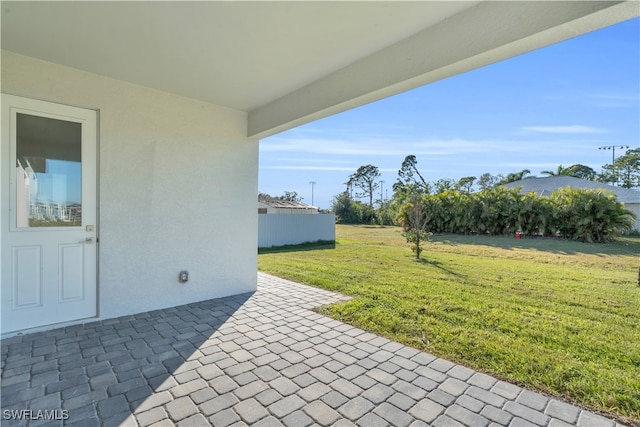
[1,94,97,333]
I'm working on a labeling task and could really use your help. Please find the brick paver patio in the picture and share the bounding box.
[1,273,626,427]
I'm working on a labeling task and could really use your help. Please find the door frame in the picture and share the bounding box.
[1,93,99,335]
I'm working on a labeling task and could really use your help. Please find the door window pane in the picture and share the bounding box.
[16,113,82,227]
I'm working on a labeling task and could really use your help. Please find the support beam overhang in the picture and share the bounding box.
[248,1,639,139]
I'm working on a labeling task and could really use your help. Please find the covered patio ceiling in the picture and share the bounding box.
[2,1,637,138]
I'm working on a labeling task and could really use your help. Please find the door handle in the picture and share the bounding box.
[83,237,95,244]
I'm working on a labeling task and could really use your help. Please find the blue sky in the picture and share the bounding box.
[259,17,640,209]
[34,160,81,204]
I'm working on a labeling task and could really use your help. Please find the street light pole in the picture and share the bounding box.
[309,181,316,206]
[599,145,629,165]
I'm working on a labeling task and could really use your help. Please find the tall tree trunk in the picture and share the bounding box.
[369,185,374,207]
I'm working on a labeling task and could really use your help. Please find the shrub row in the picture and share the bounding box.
[398,187,636,243]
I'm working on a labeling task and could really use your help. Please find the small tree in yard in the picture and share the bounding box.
[398,193,431,260]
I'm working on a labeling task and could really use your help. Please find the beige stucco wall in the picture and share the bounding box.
[2,51,258,320]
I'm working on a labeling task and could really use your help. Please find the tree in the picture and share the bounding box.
[477,173,502,190]
[394,155,429,195]
[497,169,531,185]
[541,165,570,176]
[456,176,476,193]
[397,193,431,260]
[348,165,381,208]
[374,199,398,226]
[331,191,375,224]
[612,148,640,188]
[541,164,597,180]
[565,164,597,181]
[597,168,618,185]
[433,178,456,194]
[258,191,303,202]
[279,191,303,202]
[331,191,358,224]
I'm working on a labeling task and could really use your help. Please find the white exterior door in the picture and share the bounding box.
[1,94,97,334]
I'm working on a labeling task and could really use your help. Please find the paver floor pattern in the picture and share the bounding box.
[0,273,626,427]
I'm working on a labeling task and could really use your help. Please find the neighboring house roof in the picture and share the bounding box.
[259,197,318,211]
[503,176,640,204]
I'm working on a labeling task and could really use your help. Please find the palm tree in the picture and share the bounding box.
[542,164,598,180]
[541,165,569,176]
[497,169,531,185]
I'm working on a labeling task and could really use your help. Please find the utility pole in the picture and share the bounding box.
[309,181,316,206]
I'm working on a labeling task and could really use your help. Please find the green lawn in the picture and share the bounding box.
[258,225,640,424]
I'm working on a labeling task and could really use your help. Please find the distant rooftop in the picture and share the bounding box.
[258,196,318,210]
[503,176,640,204]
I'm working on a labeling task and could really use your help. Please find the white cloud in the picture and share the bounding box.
[261,136,525,157]
[263,165,397,173]
[520,125,609,134]
[262,165,357,172]
[260,133,611,184]
[586,92,640,108]
[274,157,356,165]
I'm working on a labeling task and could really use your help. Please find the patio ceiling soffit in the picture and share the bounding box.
[1,1,637,139]
[248,1,638,138]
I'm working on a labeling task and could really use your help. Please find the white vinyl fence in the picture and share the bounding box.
[258,214,335,248]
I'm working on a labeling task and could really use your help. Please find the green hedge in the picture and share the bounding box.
[398,187,636,243]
